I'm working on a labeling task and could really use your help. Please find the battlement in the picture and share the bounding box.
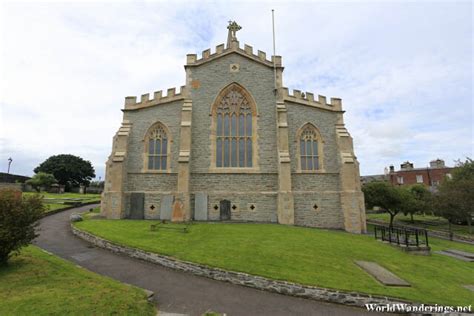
[186,42,282,68]
[123,85,187,110]
[282,87,343,111]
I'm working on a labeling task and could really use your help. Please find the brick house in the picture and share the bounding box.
[101,22,366,233]
[388,159,453,189]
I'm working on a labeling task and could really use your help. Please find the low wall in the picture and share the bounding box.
[0,183,22,190]
[71,226,411,308]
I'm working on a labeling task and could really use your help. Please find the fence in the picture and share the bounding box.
[374,224,429,248]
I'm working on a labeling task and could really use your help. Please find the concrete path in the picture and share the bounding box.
[35,205,387,316]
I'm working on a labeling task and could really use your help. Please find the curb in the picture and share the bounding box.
[71,225,413,309]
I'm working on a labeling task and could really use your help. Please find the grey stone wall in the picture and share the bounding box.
[294,192,344,229]
[286,103,344,228]
[207,192,277,222]
[144,193,161,219]
[186,54,280,223]
[190,173,278,192]
[123,100,183,174]
[189,53,278,173]
[72,225,412,308]
[292,173,340,192]
[127,173,177,192]
[286,103,340,173]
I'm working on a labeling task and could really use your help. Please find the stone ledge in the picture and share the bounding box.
[71,226,412,308]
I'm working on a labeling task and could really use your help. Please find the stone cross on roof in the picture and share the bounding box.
[226,20,242,48]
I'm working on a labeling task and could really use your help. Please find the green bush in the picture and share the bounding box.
[0,189,45,265]
[26,172,57,192]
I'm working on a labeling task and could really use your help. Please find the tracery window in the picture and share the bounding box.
[147,125,168,170]
[299,125,321,171]
[215,87,254,167]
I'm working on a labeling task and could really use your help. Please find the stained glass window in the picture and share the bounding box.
[300,125,320,170]
[215,88,253,167]
[147,125,168,170]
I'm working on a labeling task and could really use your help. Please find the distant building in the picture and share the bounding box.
[360,174,388,185]
[0,172,30,190]
[388,159,453,189]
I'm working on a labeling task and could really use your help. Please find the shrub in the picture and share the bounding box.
[0,189,45,265]
[26,172,57,192]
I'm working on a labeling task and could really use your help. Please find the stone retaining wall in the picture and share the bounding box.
[71,226,411,308]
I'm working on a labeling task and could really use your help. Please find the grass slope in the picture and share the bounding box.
[0,246,155,315]
[75,220,474,306]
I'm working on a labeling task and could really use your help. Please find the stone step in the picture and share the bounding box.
[355,261,410,287]
[435,251,474,262]
[445,249,474,259]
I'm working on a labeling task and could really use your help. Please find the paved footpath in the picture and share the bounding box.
[35,205,388,316]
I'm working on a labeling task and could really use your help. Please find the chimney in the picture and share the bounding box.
[389,165,395,173]
[430,159,445,168]
[400,161,414,170]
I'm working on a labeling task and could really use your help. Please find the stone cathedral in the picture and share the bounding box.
[101,22,367,233]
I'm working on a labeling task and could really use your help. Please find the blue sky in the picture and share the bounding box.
[0,0,472,178]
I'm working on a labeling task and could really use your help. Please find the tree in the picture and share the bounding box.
[363,181,405,227]
[402,184,432,223]
[433,158,474,235]
[34,154,95,189]
[0,189,45,265]
[25,172,57,192]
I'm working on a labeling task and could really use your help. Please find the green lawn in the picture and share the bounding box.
[0,246,155,315]
[367,212,473,237]
[23,192,101,213]
[74,220,474,306]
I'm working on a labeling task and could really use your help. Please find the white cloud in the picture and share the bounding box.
[0,0,472,177]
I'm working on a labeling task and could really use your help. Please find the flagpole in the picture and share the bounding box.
[272,9,277,91]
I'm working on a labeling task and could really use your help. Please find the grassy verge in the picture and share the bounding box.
[74,220,474,306]
[23,192,101,213]
[367,212,473,237]
[0,246,155,315]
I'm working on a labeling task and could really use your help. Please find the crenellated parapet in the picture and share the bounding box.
[281,87,343,112]
[123,86,187,111]
[185,42,282,69]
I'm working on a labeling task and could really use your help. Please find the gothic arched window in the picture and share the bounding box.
[146,124,169,170]
[298,124,323,171]
[213,84,256,168]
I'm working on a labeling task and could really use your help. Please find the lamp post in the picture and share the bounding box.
[7,157,12,174]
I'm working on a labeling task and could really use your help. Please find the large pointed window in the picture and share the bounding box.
[213,84,256,168]
[146,124,168,170]
[298,124,323,171]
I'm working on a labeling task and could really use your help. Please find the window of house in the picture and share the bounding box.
[416,175,423,183]
[397,176,404,184]
[147,125,168,170]
[299,124,322,171]
[214,85,255,168]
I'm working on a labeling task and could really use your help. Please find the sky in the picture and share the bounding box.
[0,0,472,179]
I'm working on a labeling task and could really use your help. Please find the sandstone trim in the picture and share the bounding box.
[71,225,412,308]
